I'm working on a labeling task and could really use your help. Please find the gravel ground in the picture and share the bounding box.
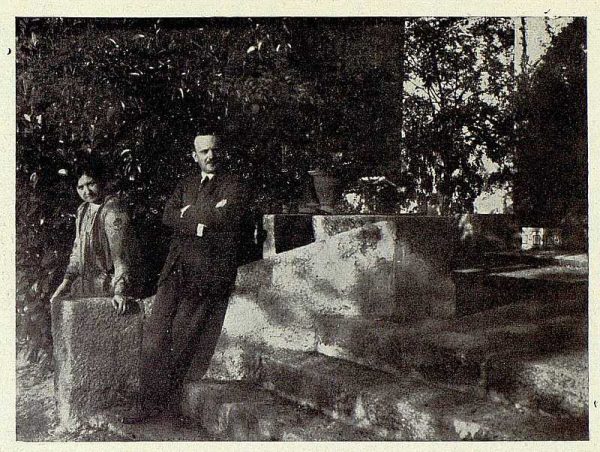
[16,350,131,442]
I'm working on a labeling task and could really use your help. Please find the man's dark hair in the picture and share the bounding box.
[74,155,106,184]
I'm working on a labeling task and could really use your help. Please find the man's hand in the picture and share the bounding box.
[112,294,128,315]
[49,279,71,303]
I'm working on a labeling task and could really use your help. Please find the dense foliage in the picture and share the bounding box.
[511,18,587,227]
[396,17,515,214]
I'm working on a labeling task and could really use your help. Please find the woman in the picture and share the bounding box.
[50,159,139,314]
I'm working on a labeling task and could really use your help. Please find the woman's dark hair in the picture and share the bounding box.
[74,156,106,185]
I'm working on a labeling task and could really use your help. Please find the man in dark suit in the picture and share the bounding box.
[123,134,247,423]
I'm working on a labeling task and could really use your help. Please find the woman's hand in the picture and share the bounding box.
[49,279,71,304]
[112,294,129,315]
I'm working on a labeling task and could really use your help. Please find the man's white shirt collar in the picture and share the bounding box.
[201,172,215,183]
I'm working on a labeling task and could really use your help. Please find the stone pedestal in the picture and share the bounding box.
[51,297,146,430]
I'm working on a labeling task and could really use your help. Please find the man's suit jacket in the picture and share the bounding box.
[159,172,247,285]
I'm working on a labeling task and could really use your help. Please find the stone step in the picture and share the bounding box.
[180,380,380,440]
[483,251,588,269]
[453,263,587,316]
[254,350,587,440]
[488,349,588,418]
[314,299,587,417]
[552,253,588,269]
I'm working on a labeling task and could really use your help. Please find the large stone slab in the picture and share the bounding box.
[51,297,145,430]
[203,222,400,380]
[315,298,587,394]
[181,380,379,440]
[255,350,586,440]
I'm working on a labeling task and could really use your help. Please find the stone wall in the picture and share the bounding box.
[51,214,520,425]
[264,214,519,258]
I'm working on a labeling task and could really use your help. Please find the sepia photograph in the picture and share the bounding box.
[12,9,590,444]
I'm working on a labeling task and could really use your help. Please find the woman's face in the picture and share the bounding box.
[76,174,103,204]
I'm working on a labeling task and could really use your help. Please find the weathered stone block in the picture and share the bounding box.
[205,219,464,380]
[203,290,317,380]
[51,297,145,430]
[270,221,398,319]
[205,221,406,381]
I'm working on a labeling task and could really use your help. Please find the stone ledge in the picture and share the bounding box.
[263,214,519,260]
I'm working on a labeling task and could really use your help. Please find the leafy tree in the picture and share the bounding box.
[395,17,515,213]
[291,18,405,183]
[511,18,587,227]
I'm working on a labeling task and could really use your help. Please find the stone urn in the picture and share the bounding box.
[308,169,342,214]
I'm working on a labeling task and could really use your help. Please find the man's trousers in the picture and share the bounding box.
[139,263,233,411]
